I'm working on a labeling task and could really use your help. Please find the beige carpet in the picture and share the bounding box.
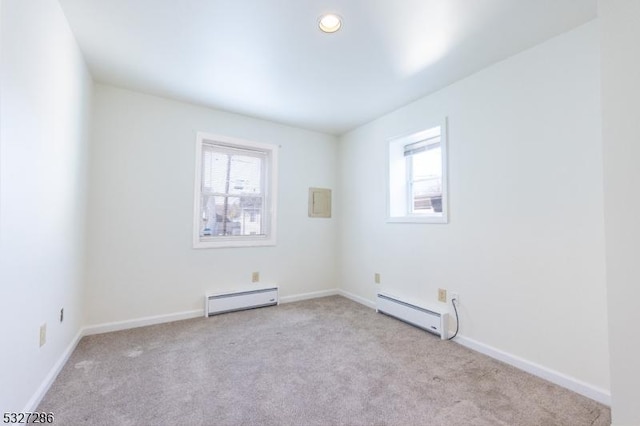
[38,296,610,425]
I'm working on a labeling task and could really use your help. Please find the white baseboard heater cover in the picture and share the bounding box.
[206,287,278,317]
[376,293,448,340]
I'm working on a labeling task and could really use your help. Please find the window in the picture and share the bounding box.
[388,118,448,223]
[193,133,278,248]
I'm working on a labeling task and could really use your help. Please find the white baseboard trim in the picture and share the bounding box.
[25,290,337,412]
[84,288,346,336]
[337,289,376,309]
[334,290,611,406]
[23,328,83,412]
[28,290,609,415]
[279,288,339,304]
[453,334,611,406]
[82,309,204,336]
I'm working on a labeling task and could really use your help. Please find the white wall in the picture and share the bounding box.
[600,1,640,424]
[0,0,92,412]
[0,1,617,413]
[85,85,338,326]
[338,21,610,395]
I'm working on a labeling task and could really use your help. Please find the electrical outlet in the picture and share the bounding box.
[60,308,64,323]
[450,293,460,305]
[39,324,47,347]
[438,288,447,303]
[252,272,260,282]
[374,273,380,284]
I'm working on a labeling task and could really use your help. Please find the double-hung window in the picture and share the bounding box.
[193,133,278,248]
[388,119,448,223]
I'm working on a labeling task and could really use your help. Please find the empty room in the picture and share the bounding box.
[1,0,639,425]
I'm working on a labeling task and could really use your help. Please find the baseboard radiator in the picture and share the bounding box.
[206,287,278,317]
[376,293,448,339]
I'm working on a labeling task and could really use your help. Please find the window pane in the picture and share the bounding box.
[202,151,229,193]
[411,146,442,213]
[412,146,441,180]
[413,178,442,198]
[228,155,263,195]
[202,149,263,195]
[200,195,263,237]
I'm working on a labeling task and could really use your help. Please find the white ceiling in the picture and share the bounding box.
[58,0,596,135]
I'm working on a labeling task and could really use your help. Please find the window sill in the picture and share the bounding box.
[193,236,276,249]
[387,215,448,224]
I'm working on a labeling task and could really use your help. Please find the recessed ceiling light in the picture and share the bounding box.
[318,14,342,33]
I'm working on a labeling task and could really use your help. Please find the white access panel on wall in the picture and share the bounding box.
[308,187,332,218]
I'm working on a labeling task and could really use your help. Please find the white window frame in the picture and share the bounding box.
[193,132,278,248]
[387,117,448,224]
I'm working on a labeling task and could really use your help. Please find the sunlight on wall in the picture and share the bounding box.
[368,1,450,77]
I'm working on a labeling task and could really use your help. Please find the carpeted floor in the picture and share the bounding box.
[37,296,610,425]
